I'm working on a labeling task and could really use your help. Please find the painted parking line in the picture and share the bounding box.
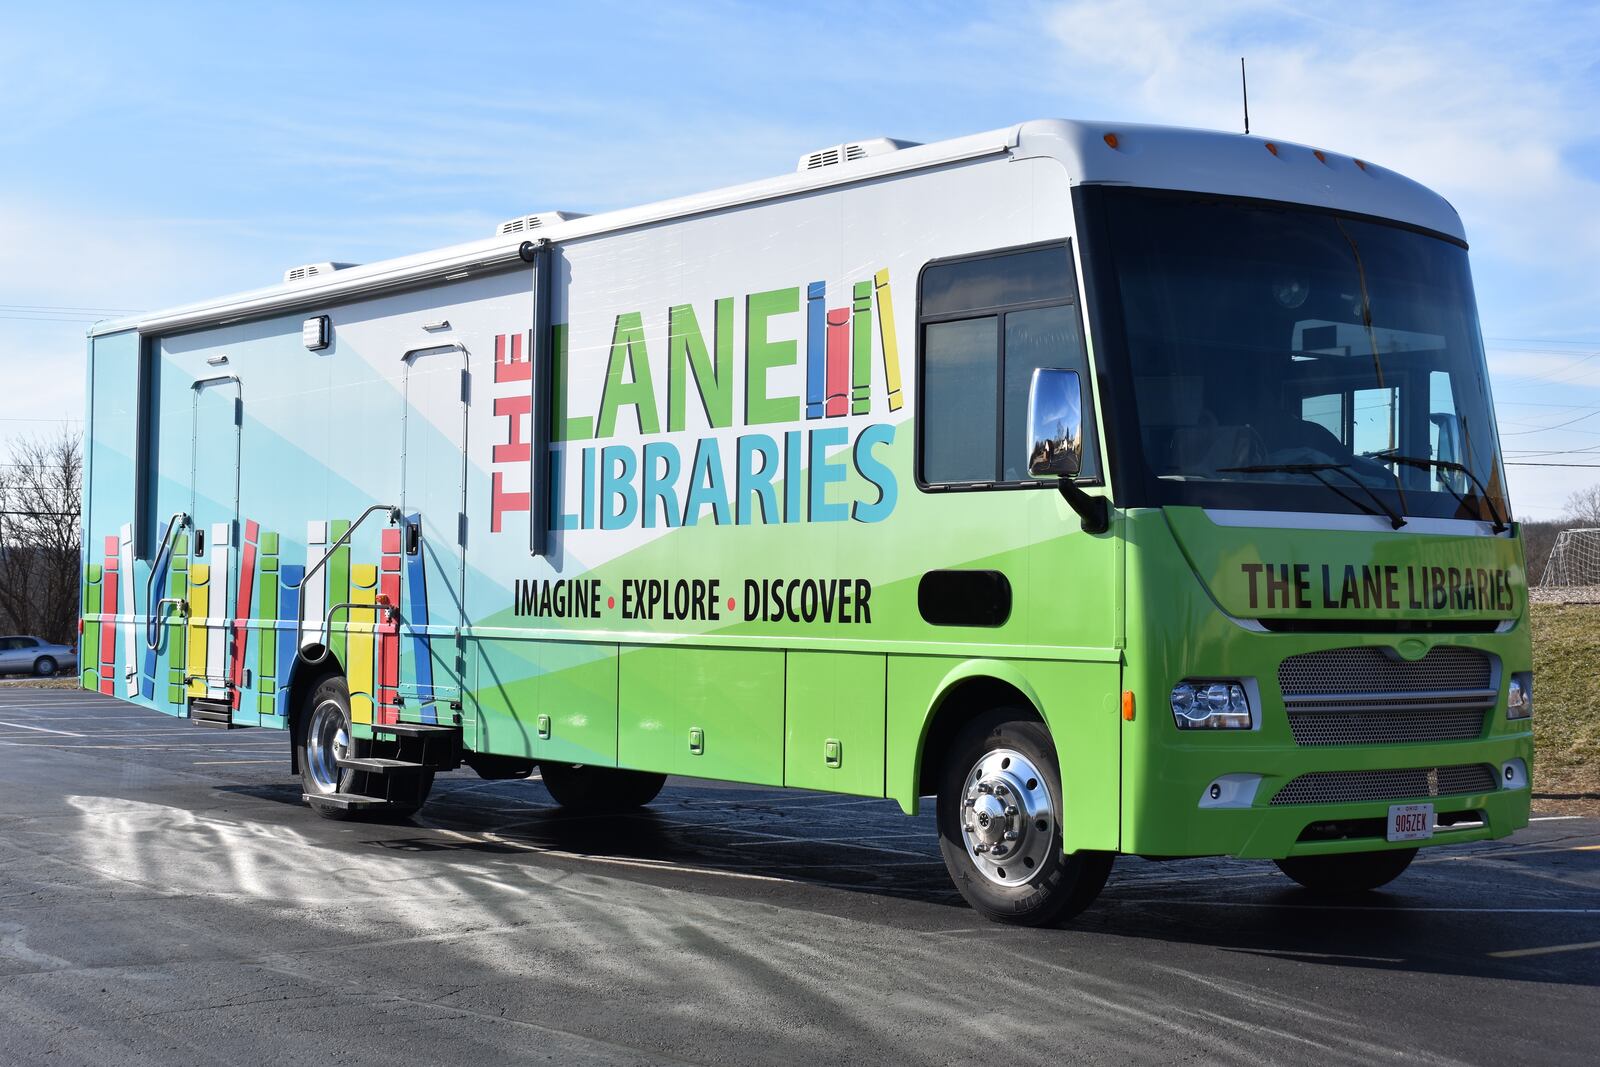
[1108,900,1600,914]
[193,759,284,765]
[1490,939,1600,959]
[0,719,85,737]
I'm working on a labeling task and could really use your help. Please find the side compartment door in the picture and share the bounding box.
[186,374,241,706]
[398,345,470,727]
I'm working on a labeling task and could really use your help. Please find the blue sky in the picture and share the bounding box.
[4,0,1598,519]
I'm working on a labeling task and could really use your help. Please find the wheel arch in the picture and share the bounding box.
[284,645,344,773]
[910,659,1048,806]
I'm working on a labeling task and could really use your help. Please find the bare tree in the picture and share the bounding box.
[1565,483,1600,527]
[0,428,82,645]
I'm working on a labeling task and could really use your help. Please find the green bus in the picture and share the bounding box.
[81,120,1531,924]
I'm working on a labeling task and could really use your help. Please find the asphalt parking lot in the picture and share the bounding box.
[0,688,1595,1066]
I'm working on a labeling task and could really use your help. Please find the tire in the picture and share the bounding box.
[33,657,57,677]
[540,762,666,813]
[1275,848,1417,893]
[293,675,433,821]
[936,710,1114,926]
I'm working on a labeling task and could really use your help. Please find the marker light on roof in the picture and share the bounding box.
[1313,150,1328,165]
[1103,132,1119,149]
[1264,142,1279,157]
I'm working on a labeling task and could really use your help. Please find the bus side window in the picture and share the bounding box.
[917,242,1097,488]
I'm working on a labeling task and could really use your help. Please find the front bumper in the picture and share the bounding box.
[1125,732,1533,859]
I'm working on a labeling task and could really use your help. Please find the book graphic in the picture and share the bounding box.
[825,306,850,416]
[806,281,827,419]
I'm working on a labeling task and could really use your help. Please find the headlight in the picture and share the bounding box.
[1171,680,1253,729]
[1507,673,1532,720]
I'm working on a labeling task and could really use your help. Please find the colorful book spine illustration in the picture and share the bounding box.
[230,520,259,710]
[275,564,303,720]
[205,522,232,700]
[82,563,102,691]
[806,281,827,419]
[166,535,188,705]
[825,306,850,417]
[119,522,137,697]
[301,521,327,649]
[852,281,872,415]
[99,534,119,695]
[186,556,209,699]
[347,563,378,725]
[255,531,279,721]
[873,269,904,412]
[378,526,403,725]
[404,511,437,724]
[328,519,351,669]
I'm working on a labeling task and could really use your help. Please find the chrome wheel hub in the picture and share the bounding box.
[306,699,349,793]
[959,747,1056,887]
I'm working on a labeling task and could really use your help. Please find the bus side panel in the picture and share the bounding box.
[617,645,785,784]
[783,651,886,796]
[82,330,149,704]
[475,637,618,767]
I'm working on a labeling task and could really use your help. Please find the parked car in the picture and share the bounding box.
[0,636,77,677]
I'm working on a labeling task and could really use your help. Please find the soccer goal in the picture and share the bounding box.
[1540,528,1600,587]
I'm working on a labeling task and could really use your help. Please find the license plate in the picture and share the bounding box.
[1387,803,1434,842]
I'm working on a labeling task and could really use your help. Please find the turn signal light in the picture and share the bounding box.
[1122,690,1136,721]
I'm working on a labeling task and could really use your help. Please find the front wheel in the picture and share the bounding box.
[1275,848,1417,893]
[540,762,666,813]
[936,711,1114,926]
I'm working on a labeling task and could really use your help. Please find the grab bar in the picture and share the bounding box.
[292,504,401,662]
[145,512,190,650]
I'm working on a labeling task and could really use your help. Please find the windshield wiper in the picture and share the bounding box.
[1217,462,1407,530]
[1363,450,1509,533]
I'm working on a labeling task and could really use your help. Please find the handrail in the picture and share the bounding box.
[147,597,189,652]
[145,512,190,650]
[292,503,401,663]
[300,600,398,666]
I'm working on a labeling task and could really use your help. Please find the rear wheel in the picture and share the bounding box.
[33,656,57,677]
[1275,848,1417,893]
[936,710,1113,926]
[295,675,432,820]
[540,762,666,813]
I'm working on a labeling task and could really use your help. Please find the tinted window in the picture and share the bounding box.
[921,247,1073,316]
[918,244,1096,486]
[922,317,998,482]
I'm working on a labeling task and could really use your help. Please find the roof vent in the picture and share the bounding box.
[282,261,357,284]
[797,137,920,172]
[495,210,588,236]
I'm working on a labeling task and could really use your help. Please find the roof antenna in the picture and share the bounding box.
[1240,56,1250,134]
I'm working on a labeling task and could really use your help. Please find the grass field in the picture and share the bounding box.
[1531,602,1600,799]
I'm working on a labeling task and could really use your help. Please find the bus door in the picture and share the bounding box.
[187,374,242,707]
[397,344,469,726]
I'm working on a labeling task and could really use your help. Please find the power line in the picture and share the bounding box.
[1500,409,1600,436]
[1505,461,1600,468]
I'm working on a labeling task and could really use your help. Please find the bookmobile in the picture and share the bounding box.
[81,120,1532,924]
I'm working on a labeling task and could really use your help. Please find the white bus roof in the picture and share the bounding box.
[90,118,1464,339]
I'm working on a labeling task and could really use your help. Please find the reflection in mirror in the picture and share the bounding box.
[1026,368,1083,479]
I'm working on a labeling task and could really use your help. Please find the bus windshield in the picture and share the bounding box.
[1089,187,1509,526]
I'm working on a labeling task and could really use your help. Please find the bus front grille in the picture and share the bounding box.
[1278,646,1497,746]
[1286,708,1488,745]
[1269,764,1499,806]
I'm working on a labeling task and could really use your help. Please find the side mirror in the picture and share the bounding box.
[1027,368,1084,479]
